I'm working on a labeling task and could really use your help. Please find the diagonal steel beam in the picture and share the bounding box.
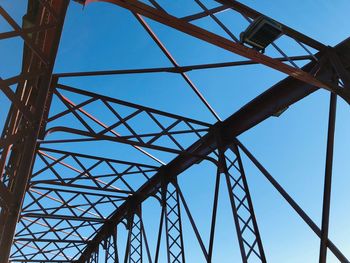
[82,0,350,101]
[235,139,348,263]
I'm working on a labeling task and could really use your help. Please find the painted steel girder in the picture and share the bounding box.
[0,1,69,263]
[3,0,350,261]
[164,183,185,263]
[77,36,350,262]
[43,84,211,155]
[221,146,266,262]
[81,0,350,102]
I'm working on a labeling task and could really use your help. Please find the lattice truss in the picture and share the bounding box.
[43,83,211,154]
[76,147,267,263]
[11,148,158,261]
[221,146,265,262]
[8,73,212,261]
[1,0,350,263]
[163,183,185,263]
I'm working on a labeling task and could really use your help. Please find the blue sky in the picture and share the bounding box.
[2,0,350,262]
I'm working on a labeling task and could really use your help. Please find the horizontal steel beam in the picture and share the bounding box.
[38,147,159,168]
[21,213,105,223]
[83,0,343,98]
[14,238,86,243]
[54,55,313,78]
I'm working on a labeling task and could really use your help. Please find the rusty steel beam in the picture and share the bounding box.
[3,1,350,261]
[77,37,350,262]
[54,55,313,78]
[80,0,350,102]
[0,1,69,262]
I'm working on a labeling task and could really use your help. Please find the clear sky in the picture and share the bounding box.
[1,0,350,262]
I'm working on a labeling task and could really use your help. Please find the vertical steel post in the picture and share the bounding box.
[164,182,185,263]
[319,92,337,263]
[104,226,119,263]
[232,144,267,262]
[216,125,266,263]
[125,206,143,263]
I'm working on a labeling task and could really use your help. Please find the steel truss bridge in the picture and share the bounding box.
[1,0,350,262]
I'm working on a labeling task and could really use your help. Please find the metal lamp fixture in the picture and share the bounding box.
[240,16,283,53]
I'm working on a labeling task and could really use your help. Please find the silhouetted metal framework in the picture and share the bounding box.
[1,0,350,262]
